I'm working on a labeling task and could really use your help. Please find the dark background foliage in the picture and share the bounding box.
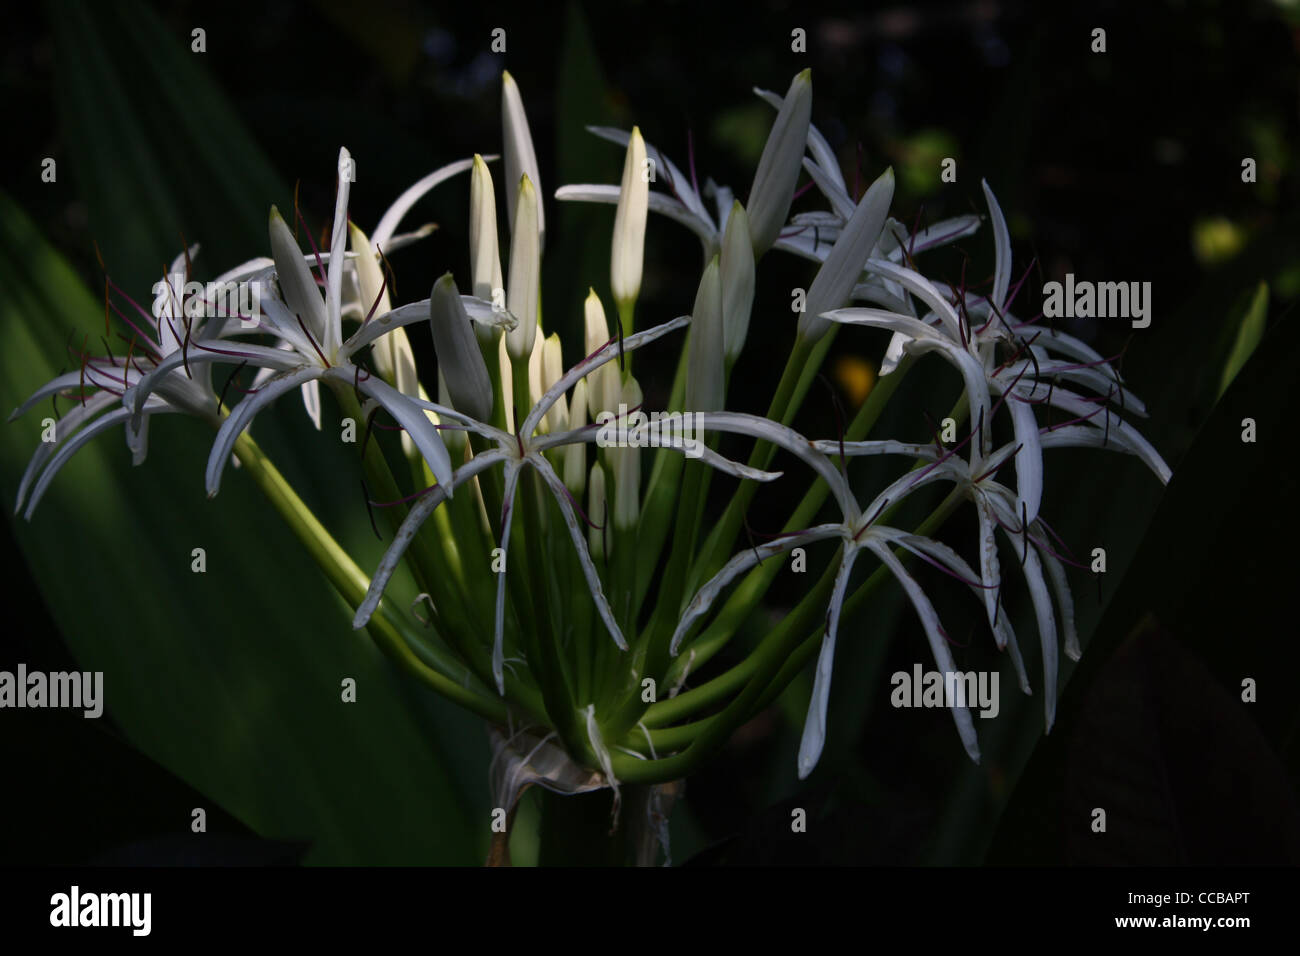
[0,0,1296,864]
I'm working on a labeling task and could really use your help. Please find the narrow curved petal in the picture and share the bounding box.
[1007,393,1043,526]
[207,366,322,496]
[1039,544,1080,661]
[493,461,524,694]
[863,258,965,344]
[694,412,860,522]
[347,369,455,491]
[864,537,981,763]
[301,378,323,430]
[556,185,716,247]
[353,449,508,629]
[25,404,176,519]
[981,180,1012,311]
[324,146,352,358]
[15,391,118,513]
[796,543,862,779]
[371,156,481,248]
[671,525,842,656]
[529,454,626,651]
[1014,384,1172,483]
[584,125,713,229]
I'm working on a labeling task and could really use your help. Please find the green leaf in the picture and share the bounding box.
[1218,281,1269,400]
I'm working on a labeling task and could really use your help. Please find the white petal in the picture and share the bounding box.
[15,391,118,514]
[268,207,327,345]
[796,544,862,779]
[324,146,352,358]
[353,449,507,629]
[348,368,455,491]
[981,180,1012,311]
[672,525,842,656]
[863,258,965,344]
[864,537,981,763]
[694,412,860,522]
[371,156,481,248]
[556,184,715,247]
[493,461,523,694]
[207,366,321,496]
[24,406,167,519]
[584,125,713,229]
[1007,393,1043,525]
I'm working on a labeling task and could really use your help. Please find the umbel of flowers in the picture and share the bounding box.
[12,69,1168,850]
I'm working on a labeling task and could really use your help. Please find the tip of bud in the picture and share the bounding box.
[502,69,515,85]
[796,68,812,83]
[269,205,283,224]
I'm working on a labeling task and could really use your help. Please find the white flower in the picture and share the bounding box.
[821,180,1171,527]
[126,149,514,499]
[667,412,994,778]
[11,244,231,517]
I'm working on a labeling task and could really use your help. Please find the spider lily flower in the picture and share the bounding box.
[122,149,520,498]
[822,180,1171,524]
[719,201,755,364]
[502,71,545,251]
[349,314,782,693]
[11,245,229,517]
[810,436,1088,731]
[746,69,813,256]
[611,127,649,310]
[666,412,991,778]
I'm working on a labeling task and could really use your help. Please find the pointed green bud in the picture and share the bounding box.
[350,224,418,398]
[720,201,756,364]
[747,69,812,256]
[469,154,505,344]
[587,463,607,560]
[506,174,540,361]
[542,333,569,433]
[431,273,494,423]
[583,289,622,419]
[612,376,642,531]
[502,71,545,251]
[611,126,649,308]
[800,166,895,342]
[564,377,588,496]
[686,256,725,412]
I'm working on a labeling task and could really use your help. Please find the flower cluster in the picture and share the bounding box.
[12,69,1169,803]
